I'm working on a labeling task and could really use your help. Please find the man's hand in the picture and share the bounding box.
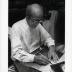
[48,46,59,62]
[34,54,50,65]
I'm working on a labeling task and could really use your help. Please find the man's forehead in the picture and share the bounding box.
[30,4,43,18]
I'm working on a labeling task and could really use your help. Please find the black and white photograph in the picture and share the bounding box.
[8,0,65,72]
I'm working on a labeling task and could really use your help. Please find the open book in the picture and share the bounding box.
[21,54,65,72]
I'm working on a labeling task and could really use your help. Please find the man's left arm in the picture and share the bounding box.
[38,24,58,62]
[44,34,58,62]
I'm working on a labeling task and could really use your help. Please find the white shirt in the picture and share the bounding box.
[11,18,55,62]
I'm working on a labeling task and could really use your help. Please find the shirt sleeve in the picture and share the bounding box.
[38,24,55,47]
[11,24,35,62]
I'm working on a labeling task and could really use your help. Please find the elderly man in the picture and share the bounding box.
[11,4,59,72]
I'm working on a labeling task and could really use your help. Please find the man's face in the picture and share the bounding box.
[29,17,43,28]
[26,4,43,28]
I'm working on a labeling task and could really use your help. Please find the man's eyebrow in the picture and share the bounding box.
[32,18,43,20]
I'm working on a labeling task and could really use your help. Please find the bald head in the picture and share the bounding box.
[26,4,43,19]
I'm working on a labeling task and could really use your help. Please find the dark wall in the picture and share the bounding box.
[55,8,65,44]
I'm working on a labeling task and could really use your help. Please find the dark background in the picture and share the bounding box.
[8,0,65,66]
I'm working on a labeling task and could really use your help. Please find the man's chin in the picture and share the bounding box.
[31,25,37,29]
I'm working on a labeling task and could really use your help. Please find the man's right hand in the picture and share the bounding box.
[34,54,50,65]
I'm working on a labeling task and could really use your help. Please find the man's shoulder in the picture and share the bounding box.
[12,18,26,29]
[37,23,44,29]
[37,23,49,33]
